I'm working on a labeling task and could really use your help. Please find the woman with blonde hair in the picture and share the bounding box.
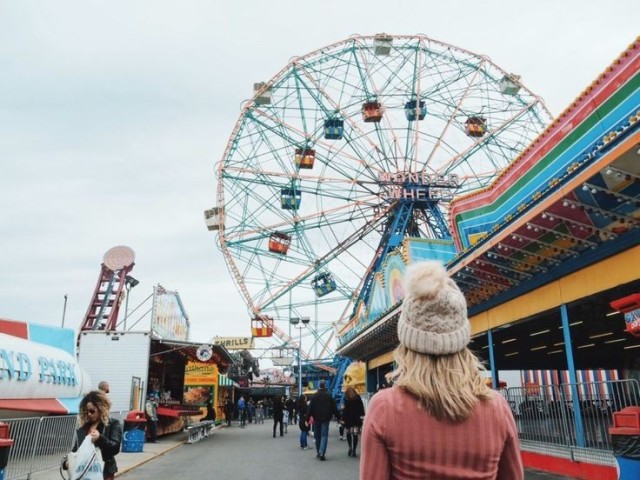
[66,390,122,480]
[360,261,523,480]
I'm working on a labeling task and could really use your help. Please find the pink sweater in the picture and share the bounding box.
[360,387,523,480]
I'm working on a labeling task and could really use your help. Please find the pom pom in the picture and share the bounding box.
[404,261,448,299]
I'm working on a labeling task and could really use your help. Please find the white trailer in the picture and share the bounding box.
[77,330,151,413]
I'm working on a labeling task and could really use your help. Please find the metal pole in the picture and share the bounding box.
[61,294,68,327]
[124,286,130,331]
[298,327,303,395]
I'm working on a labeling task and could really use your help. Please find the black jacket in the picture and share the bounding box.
[342,395,365,428]
[73,418,122,475]
[308,388,339,423]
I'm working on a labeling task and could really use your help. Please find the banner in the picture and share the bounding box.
[213,337,254,350]
[151,286,189,341]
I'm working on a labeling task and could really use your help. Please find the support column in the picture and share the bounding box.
[561,303,586,448]
[487,329,499,389]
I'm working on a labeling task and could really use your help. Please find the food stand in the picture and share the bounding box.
[78,286,234,436]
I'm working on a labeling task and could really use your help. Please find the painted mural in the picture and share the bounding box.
[339,238,456,346]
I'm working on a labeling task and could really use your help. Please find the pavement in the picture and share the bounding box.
[22,424,577,479]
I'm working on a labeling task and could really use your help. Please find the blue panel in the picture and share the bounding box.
[406,238,457,264]
[28,323,76,356]
[57,397,81,414]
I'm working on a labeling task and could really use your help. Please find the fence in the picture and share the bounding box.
[502,378,640,466]
[2,411,131,480]
[3,415,77,480]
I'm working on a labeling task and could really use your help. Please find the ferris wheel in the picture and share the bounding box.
[210,34,552,359]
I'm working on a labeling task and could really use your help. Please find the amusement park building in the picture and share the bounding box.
[337,37,640,479]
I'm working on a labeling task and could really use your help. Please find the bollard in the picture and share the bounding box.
[0,423,14,480]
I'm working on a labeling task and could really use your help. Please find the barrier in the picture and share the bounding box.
[186,421,215,444]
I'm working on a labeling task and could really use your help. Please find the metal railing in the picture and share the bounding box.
[2,411,130,480]
[3,415,77,480]
[501,378,640,466]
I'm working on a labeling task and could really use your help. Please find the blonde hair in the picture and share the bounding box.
[387,344,491,422]
[78,390,112,427]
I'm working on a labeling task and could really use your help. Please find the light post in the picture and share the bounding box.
[123,275,139,331]
[290,316,310,396]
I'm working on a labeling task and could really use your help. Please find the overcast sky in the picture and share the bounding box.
[1,1,638,347]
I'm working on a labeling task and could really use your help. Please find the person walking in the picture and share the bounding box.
[297,394,311,450]
[224,397,234,426]
[63,390,122,480]
[308,379,339,461]
[255,400,265,424]
[342,386,365,457]
[360,261,523,480]
[144,393,159,443]
[237,396,247,428]
[272,395,284,437]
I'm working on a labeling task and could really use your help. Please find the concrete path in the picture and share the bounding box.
[20,421,577,479]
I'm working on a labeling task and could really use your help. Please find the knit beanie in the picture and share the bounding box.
[397,261,470,355]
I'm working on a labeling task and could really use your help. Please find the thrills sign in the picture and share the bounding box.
[213,337,254,350]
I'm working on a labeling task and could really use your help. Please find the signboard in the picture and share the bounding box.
[183,361,218,407]
[184,361,217,385]
[213,337,254,350]
[151,285,190,341]
[624,308,640,336]
[0,332,91,399]
[379,171,459,202]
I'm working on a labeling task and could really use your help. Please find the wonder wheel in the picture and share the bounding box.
[210,34,552,359]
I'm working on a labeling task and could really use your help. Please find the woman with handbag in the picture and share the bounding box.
[64,390,122,480]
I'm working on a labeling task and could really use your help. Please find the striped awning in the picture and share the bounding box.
[218,374,239,387]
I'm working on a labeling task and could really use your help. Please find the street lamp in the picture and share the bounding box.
[123,275,139,330]
[290,316,310,396]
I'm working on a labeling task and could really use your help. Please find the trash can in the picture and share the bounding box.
[609,406,640,479]
[122,410,147,453]
[0,422,14,480]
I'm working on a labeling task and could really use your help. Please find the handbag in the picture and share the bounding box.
[60,436,104,480]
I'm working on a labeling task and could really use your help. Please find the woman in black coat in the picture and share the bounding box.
[272,395,284,437]
[297,395,310,449]
[342,386,365,457]
[67,390,122,480]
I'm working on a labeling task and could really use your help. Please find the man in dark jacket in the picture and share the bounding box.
[308,380,340,460]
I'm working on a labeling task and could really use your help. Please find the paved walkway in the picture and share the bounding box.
[21,422,576,479]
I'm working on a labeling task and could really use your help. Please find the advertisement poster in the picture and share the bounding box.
[151,286,190,341]
[183,361,218,406]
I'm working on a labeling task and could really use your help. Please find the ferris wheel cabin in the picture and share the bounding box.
[312,272,337,297]
[404,100,427,121]
[268,232,291,255]
[362,101,383,123]
[324,118,344,140]
[253,82,272,105]
[280,188,301,209]
[203,207,223,231]
[251,315,274,338]
[465,116,487,138]
[294,148,315,169]
[373,34,393,56]
[499,74,522,95]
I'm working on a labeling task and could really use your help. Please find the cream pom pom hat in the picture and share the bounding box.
[397,261,470,355]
